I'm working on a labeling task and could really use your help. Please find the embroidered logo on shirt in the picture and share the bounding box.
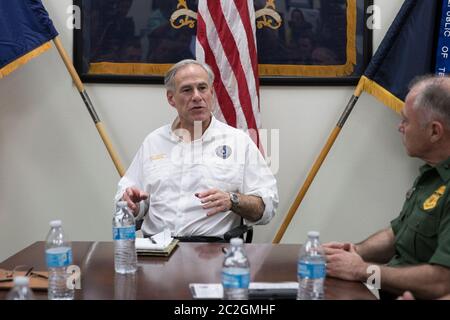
[423,185,446,211]
[150,154,166,161]
[215,145,232,159]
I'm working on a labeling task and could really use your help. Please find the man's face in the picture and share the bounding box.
[167,64,214,129]
[398,88,431,158]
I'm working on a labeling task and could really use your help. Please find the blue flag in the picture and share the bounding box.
[359,0,442,113]
[0,0,58,78]
[435,0,450,75]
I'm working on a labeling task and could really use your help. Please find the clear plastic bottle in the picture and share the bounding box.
[297,231,326,300]
[6,276,35,300]
[113,201,137,274]
[45,220,74,300]
[221,237,250,300]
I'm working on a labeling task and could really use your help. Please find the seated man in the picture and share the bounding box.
[115,59,278,241]
[324,75,450,299]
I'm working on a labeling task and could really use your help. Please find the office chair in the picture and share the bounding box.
[223,219,253,243]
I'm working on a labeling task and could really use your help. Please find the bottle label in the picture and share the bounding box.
[113,226,136,240]
[46,247,73,268]
[298,261,326,279]
[222,269,250,289]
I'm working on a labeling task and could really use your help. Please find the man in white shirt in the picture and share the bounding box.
[115,59,278,240]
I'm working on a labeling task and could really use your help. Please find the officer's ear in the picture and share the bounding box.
[429,120,445,143]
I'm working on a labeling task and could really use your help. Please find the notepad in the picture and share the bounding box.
[135,238,179,256]
[135,229,179,257]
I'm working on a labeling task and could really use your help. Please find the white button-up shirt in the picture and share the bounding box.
[115,116,278,237]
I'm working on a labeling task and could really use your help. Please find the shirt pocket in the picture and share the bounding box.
[406,207,439,263]
[202,162,244,192]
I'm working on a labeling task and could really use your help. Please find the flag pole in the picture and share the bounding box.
[272,80,365,244]
[52,37,125,177]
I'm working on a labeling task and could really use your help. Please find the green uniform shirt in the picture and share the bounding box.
[389,157,450,268]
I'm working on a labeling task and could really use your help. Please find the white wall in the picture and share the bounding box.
[0,0,419,261]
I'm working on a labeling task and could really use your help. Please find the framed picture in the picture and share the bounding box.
[73,0,373,85]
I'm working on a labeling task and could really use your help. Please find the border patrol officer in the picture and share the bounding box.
[323,75,450,299]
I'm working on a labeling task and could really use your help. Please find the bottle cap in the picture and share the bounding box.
[230,238,244,246]
[13,276,29,286]
[308,231,320,238]
[49,220,62,227]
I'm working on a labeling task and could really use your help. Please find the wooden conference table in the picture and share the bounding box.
[0,241,376,300]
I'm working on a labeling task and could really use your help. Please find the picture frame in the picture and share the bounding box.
[73,0,373,85]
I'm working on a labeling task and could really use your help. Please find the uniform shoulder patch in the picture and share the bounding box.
[423,185,446,211]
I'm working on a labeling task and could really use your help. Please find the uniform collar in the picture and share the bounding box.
[419,156,450,182]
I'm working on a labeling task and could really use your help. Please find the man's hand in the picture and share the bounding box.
[196,189,231,217]
[324,245,368,282]
[323,242,356,252]
[122,187,149,215]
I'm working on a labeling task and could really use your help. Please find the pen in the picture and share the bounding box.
[30,272,48,280]
[25,267,33,277]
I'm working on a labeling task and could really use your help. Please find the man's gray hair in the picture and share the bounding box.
[409,75,450,129]
[164,59,214,91]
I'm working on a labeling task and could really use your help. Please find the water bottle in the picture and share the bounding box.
[297,231,326,300]
[45,220,74,300]
[113,201,137,274]
[6,276,35,300]
[222,237,250,300]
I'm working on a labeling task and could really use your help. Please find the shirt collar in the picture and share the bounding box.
[169,114,217,143]
[201,115,218,142]
[419,156,450,182]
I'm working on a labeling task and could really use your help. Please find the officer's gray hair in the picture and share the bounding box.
[409,75,450,129]
[164,59,214,92]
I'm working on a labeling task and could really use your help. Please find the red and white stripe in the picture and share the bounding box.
[196,0,261,148]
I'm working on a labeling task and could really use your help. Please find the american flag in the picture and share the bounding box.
[196,0,261,149]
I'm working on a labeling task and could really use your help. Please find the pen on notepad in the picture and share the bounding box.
[25,267,33,276]
[30,272,48,280]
